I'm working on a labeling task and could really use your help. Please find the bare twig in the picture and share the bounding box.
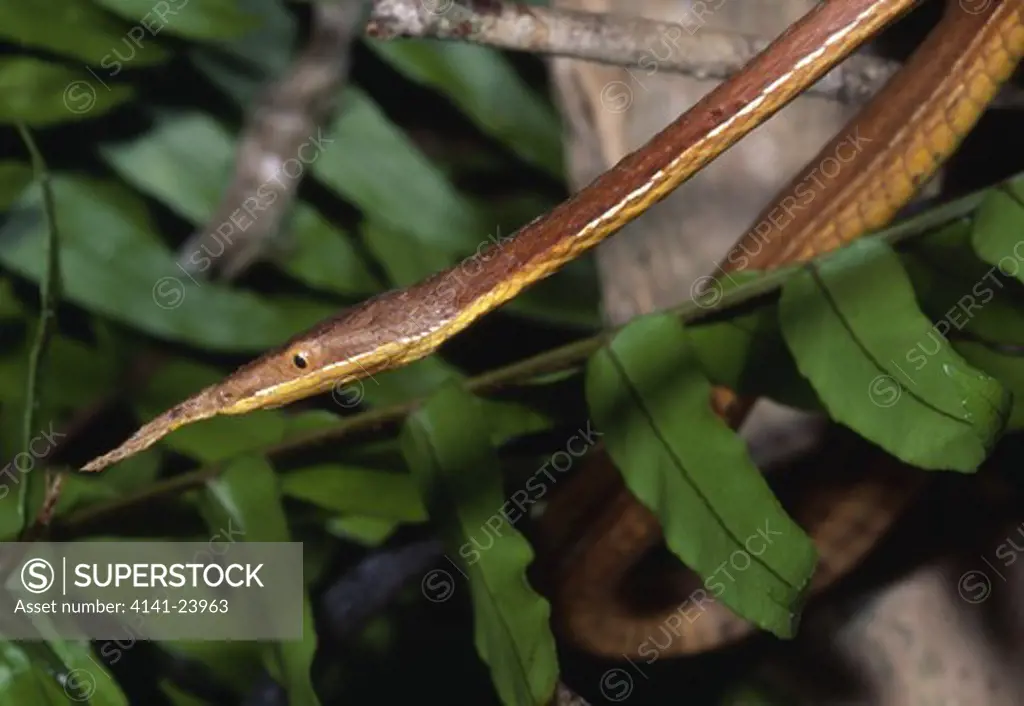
[366,0,1024,108]
[177,0,369,279]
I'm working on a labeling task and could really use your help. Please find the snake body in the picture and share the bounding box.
[545,0,1024,658]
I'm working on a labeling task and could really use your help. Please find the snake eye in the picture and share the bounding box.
[292,353,308,369]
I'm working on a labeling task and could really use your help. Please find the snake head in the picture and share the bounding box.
[79,299,398,474]
[210,320,378,416]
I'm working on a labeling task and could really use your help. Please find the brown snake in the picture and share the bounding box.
[79,0,1023,661]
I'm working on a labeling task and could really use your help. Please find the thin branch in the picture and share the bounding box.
[177,0,369,279]
[366,0,1024,108]
[320,538,445,642]
[14,125,63,535]
[57,180,988,532]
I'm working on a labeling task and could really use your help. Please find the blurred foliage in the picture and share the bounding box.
[0,1,1023,706]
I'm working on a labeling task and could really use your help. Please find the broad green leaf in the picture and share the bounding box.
[478,398,554,445]
[199,455,320,706]
[369,41,563,178]
[349,356,464,407]
[687,306,821,411]
[299,534,336,588]
[1006,173,1024,202]
[279,409,342,435]
[38,639,129,706]
[0,0,169,65]
[101,112,234,224]
[53,452,162,509]
[401,383,559,706]
[686,271,821,410]
[903,220,1024,345]
[187,0,297,106]
[326,515,401,546]
[0,162,34,211]
[779,238,1010,471]
[160,681,209,706]
[360,218,454,287]
[0,641,80,703]
[0,639,127,705]
[0,279,22,317]
[281,465,427,522]
[91,0,260,41]
[317,88,492,256]
[0,175,336,352]
[517,259,601,329]
[586,313,816,637]
[954,341,1024,430]
[99,109,380,297]
[0,58,133,126]
[971,184,1024,288]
